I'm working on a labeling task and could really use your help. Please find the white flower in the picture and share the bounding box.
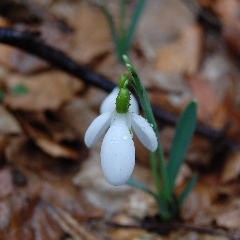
[100,87,139,114]
[84,88,158,186]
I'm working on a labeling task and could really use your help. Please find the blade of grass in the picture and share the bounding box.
[126,178,157,198]
[178,174,198,208]
[101,3,121,60]
[119,0,127,55]
[126,0,146,52]
[167,100,198,193]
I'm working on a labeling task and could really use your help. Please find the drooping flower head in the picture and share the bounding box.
[85,76,158,186]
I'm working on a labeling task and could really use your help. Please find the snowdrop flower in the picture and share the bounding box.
[85,85,158,186]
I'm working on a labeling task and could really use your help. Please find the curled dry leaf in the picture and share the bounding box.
[4,70,84,111]
[35,138,80,159]
[14,111,86,160]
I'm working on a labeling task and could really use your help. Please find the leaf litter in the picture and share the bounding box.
[0,0,239,239]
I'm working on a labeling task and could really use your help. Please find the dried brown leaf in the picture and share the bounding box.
[0,167,14,199]
[4,70,84,111]
[35,138,79,159]
[13,111,86,160]
[69,1,112,65]
[1,134,103,239]
[213,198,240,229]
[185,74,227,129]
[177,181,218,224]
[155,24,203,74]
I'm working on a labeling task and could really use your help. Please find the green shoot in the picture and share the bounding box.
[101,0,146,61]
[123,55,198,221]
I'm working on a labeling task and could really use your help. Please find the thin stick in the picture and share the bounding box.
[0,27,237,151]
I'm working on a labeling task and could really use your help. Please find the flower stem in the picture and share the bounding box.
[123,55,172,204]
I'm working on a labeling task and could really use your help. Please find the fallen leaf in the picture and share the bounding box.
[177,181,218,224]
[1,134,104,239]
[155,24,203,74]
[0,105,22,134]
[0,167,14,199]
[213,198,240,229]
[185,74,227,129]
[13,111,87,160]
[4,70,84,111]
[69,1,112,65]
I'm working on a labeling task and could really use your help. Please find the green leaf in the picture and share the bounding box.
[126,0,146,52]
[167,100,198,192]
[101,3,121,60]
[126,178,157,198]
[178,174,198,208]
[10,84,29,95]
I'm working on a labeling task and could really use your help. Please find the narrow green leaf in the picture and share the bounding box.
[126,0,146,52]
[101,3,121,60]
[167,100,198,192]
[126,178,157,198]
[123,55,171,201]
[178,174,198,208]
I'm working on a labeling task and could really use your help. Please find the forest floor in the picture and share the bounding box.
[0,0,240,239]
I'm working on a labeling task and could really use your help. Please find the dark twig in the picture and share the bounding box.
[0,27,237,150]
[0,28,115,92]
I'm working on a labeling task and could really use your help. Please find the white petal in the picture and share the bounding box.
[131,113,158,152]
[129,94,139,114]
[100,87,139,114]
[101,114,135,186]
[84,112,112,147]
[100,87,118,114]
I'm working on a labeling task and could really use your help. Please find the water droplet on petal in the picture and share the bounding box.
[123,135,128,140]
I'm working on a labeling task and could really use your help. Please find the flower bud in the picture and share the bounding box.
[116,88,131,113]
